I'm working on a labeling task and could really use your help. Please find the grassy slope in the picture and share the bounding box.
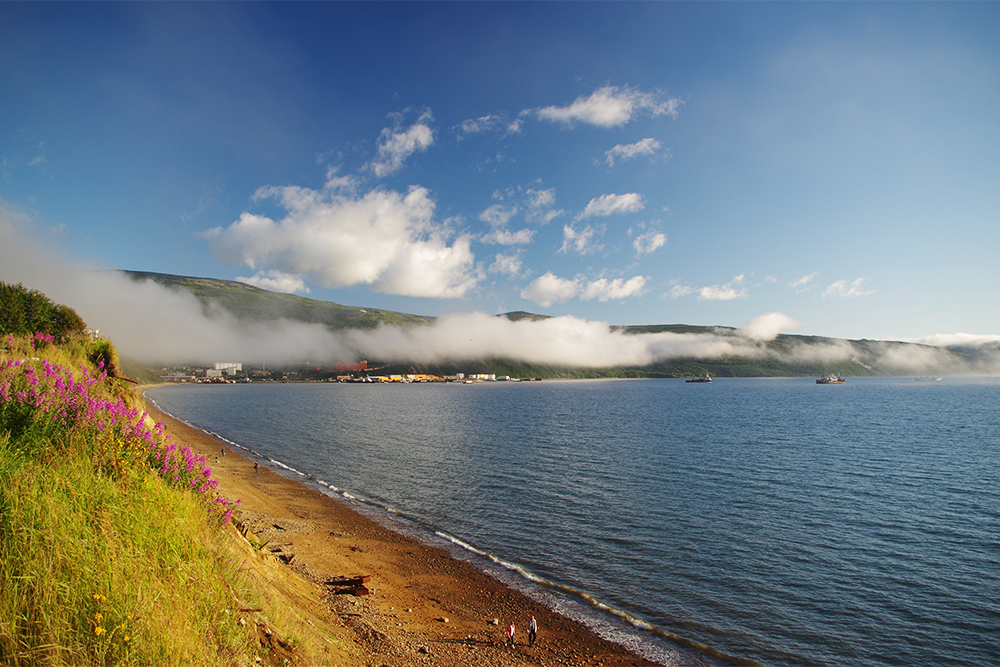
[0,335,344,666]
[125,271,432,330]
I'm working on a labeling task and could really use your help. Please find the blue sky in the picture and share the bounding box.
[3,1,999,348]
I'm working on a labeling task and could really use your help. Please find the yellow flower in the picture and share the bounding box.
[94,626,106,637]
[92,613,103,623]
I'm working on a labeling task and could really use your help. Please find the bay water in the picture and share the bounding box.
[147,377,999,666]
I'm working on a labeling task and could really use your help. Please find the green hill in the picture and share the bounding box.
[122,271,996,378]
[123,271,432,330]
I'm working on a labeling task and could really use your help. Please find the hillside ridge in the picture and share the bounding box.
[122,271,998,377]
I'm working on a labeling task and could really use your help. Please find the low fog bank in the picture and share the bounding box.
[2,217,998,374]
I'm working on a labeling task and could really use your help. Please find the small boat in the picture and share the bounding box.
[816,374,845,384]
[686,375,713,383]
[915,376,942,382]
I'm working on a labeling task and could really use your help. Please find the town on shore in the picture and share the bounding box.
[159,361,542,384]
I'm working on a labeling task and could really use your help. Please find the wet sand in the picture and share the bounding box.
[144,394,667,667]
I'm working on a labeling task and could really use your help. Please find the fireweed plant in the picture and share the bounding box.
[0,334,281,666]
[0,346,236,523]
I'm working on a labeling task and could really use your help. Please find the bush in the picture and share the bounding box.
[0,282,88,343]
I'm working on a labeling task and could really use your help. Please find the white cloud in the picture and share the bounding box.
[456,113,522,137]
[203,181,481,299]
[579,193,644,219]
[824,277,874,299]
[482,228,535,245]
[490,252,523,277]
[533,85,681,128]
[236,270,310,294]
[699,275,748,301]
[667,275,749,301]
[458,114,504,135]
[788,272,819,293]
[581,276,647,302]
[560,223,603,255]
[525,188,563,223]
[739,312,801,341]
[369,114,434,177]
[521,272,581,308]
[521,272,646,307]
[633,230,667,256]
[668,283,696,299]
[479,203,517,227]
[478,201,537,245]
[605,137,662,166]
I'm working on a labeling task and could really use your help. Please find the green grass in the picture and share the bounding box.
[0,334,308,666]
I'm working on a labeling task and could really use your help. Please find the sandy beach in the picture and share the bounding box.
[144,395,665,667]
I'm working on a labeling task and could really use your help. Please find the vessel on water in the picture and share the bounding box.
[816,374,846,384]
[686,375,713,383]
[915,376,942,382]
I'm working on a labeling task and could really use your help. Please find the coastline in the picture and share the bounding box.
[143,392,670,667]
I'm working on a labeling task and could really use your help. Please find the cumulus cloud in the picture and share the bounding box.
[582,276,647,302]
[579,193,644,219]
[520,272,646,307]
[824,277,875,298]
[667,274,749,301]
[520,272,581,308]
[490,252,523,277]
[202,181,480,299]
[368,113,434,177]
[524,188,563,223]
[739,312,801,341]
[699,275,749,301]
[478,202,536,245]
[479,203,517,227]
[633,230,667,256]
[533,85,681,128]
[605,137,662,166]
[560,223,603,255]
[236,270,310,294]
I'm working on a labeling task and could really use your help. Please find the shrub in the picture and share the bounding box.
[0,282,89,343]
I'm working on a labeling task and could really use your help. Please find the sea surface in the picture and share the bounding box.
[147,377,1000,667]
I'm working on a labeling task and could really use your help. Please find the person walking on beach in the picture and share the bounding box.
[506,622,516,647]
[527,616,538,646]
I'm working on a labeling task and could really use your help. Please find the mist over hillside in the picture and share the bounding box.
[117,272,999,377]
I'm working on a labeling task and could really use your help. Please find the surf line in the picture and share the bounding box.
[143,392,745,667]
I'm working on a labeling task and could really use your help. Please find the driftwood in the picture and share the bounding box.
[324,575,371,586]
[325,575,372,596]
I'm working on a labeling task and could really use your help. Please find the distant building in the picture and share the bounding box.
[161,374,195,383]
[214,362,242,376]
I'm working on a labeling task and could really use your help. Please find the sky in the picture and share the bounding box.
[2,2,1000,366]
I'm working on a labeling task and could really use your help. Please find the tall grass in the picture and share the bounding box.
[0,334,293,666]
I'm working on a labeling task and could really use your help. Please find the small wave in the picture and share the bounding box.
[144,388,735,667]
[429,530,740,665]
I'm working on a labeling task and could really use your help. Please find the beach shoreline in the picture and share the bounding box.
[143,392,672,667]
